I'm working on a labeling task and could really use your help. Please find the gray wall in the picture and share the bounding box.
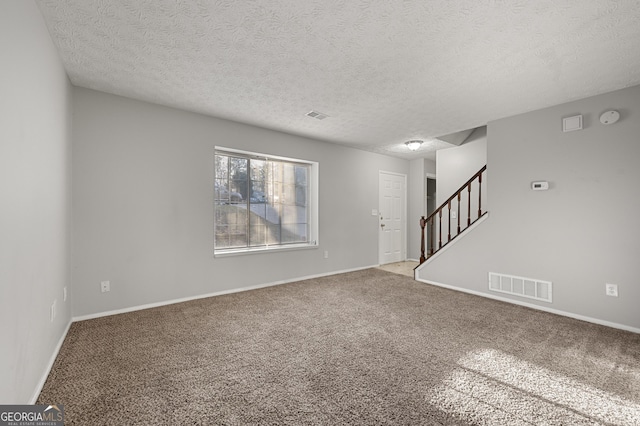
[424,159,436,176]
[408,158,425,260]
[418,86,640,330]
[435,128,487,240]
[0,1,72,403]
[72,88,408,317]
[436,127,487,206]
[408,158,438,260]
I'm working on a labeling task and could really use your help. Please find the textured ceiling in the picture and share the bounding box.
[36,0,640,160]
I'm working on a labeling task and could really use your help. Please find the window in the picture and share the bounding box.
[214,147,318,255]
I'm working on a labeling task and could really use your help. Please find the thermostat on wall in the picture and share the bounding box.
[531,181,549,191]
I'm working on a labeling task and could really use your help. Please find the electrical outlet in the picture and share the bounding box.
[451,211,457,219]
[324,250,329,259]
[63,286,67,302]
[605,283,618,297]
[101,280,110,293]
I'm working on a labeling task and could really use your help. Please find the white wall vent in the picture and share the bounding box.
[488,272,552,303]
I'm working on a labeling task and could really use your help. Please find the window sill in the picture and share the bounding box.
[214,243,319,258]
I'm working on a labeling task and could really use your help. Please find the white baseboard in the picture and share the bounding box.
[73,264,378,322]
[30,320,72,404]
[29,268,638,404]
[416,278,640,335]
[31,265,376,403]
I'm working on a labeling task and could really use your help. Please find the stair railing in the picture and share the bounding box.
[419,165,487,264]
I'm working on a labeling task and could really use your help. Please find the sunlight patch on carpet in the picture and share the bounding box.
[429,349,640,425]
[563,346,640,382]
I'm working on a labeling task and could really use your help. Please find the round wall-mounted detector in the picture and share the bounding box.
[599,110,620,125]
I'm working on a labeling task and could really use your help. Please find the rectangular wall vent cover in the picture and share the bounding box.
[488,272,552,303]
[306,110,328,120]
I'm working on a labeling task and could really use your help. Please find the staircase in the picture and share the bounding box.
[419,165,487,264]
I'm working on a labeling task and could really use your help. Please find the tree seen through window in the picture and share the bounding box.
[215,151,310,251]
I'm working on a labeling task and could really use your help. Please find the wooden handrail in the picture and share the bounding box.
[424,165,486,224]
[419,165,487,264]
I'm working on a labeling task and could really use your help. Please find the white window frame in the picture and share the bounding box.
[214,146,319,257]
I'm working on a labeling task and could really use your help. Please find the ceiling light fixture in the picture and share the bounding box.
[405,140,423,151]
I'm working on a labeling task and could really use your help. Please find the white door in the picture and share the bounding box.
[379,171,406,265]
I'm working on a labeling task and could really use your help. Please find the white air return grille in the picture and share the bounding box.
[488,272,552,303]
[306,110,328,120]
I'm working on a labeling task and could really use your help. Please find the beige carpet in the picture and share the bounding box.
[38,269,640,425]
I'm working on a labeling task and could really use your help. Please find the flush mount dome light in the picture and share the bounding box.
[405,140,423,151]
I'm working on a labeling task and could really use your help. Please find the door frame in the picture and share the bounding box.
[378,170,408,265]
[424,172,437,216]
[424,173,437,257]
